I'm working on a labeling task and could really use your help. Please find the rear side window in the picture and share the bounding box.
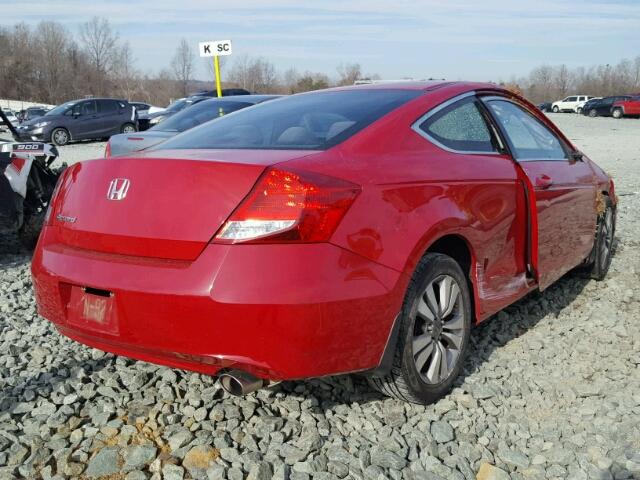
[153,90,422,151]
[416,96,497,153]
[98,100,118,115]
[486,100,567,161]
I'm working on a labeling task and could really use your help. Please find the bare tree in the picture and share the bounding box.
[112,42,139,100]
[171,38,194,96]
[79,17,118,73]
[337,63,362,86]
[555,64,572,97]
[35,21,72,103]
[227,55,278,92]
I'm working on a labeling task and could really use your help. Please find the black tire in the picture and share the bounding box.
[51,127,70,146]
[18,209,46,249]
[121,123,136,134]
[576,107,583,114]
[612,108,623,119]
[585,198,615,280]
[369,253,472,404]
[552,105,560,113]
[589,109,598,118]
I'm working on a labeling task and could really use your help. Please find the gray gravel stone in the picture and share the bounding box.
[85,447,121,478]
[162,463,185,480]
[123,445,157,471]
[431,421,455,443]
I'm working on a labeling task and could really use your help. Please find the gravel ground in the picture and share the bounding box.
[0,114,639,480]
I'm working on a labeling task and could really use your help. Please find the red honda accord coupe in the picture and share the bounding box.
[32,82,616,404]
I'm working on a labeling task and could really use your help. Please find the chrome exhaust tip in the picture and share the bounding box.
[219,370,265,396]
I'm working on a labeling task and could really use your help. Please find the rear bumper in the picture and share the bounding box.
[32,227,406,380]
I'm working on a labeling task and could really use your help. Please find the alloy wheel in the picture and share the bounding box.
[53,129,68,145]
[412,275,465,384]
[123,124,136,133]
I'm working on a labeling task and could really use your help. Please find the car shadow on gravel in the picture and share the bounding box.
[0,356,113,416]
[275,269,593,409]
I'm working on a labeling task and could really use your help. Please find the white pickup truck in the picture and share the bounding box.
[551,95,596,113]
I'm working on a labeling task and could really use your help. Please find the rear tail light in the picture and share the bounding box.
[214,167,360,244]
[104,141,111,157]
[44,169,68,226]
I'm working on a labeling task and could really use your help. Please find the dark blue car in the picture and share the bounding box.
[16,98,137,146]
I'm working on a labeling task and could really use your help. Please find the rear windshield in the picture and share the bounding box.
[153,89,422,151]
[154,100,253,133]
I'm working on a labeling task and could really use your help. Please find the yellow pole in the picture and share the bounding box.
[214,55,222,98]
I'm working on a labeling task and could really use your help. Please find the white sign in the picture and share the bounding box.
[199,40,232,57]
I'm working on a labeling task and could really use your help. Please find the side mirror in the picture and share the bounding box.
[570,151,584,162]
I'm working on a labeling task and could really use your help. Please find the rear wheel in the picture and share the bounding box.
[552,105,560,113]
[589,109,598,118]
[51,128,70,146]
[369,253,471,404]
[586,198,615,280]
[121,123,136,134]
[612,108,623,119]
[576,107,583,114]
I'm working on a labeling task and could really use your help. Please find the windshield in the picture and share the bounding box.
[166,99,191,113]
[46,101,77,116]
[154,89,421,151]
[153,100,253,132]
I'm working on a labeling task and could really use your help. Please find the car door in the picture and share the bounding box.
[568,96,579,110]
[597,97,614,115]
[97,100,123,136]
[71,100,101,139]
[414,94,531,317]
[482,96,597,290]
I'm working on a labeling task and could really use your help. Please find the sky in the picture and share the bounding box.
[2,0,640,82]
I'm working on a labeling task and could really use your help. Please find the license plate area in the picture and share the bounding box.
[67,285,119,335]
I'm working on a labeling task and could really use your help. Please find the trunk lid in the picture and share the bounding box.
[50,149,315,260]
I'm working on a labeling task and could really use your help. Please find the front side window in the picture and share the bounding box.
[154,89,421,151]
[486,99,567,161]
[566,96,578,102]
[82,101,97,116]
[417,96,496,153]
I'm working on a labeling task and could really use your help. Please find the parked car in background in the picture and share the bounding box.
[582,96,631,117]
[137,96,207,131]
[551,95,595,113]
[612,96,640,118]
[19,106,49,123]
[16,98,137,146]
[106,95,280,157]
[129,102,164,115]
[1,108,19,130]
[537,102,553,112]
[33,82,616,404]
[192,88,252,97]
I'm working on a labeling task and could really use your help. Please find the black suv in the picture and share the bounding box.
[582,96,632,117]
[16,98,137,145]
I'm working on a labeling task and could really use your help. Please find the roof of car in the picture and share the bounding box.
[203,94,281,103]
[324,80,502,93]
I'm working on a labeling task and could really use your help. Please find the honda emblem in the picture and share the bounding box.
[107,178,130,200]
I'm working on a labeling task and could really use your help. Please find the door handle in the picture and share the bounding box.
[535,174,553,189]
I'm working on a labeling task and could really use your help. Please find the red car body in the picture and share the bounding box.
[32,82,615,384]
[612,97,640,117]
